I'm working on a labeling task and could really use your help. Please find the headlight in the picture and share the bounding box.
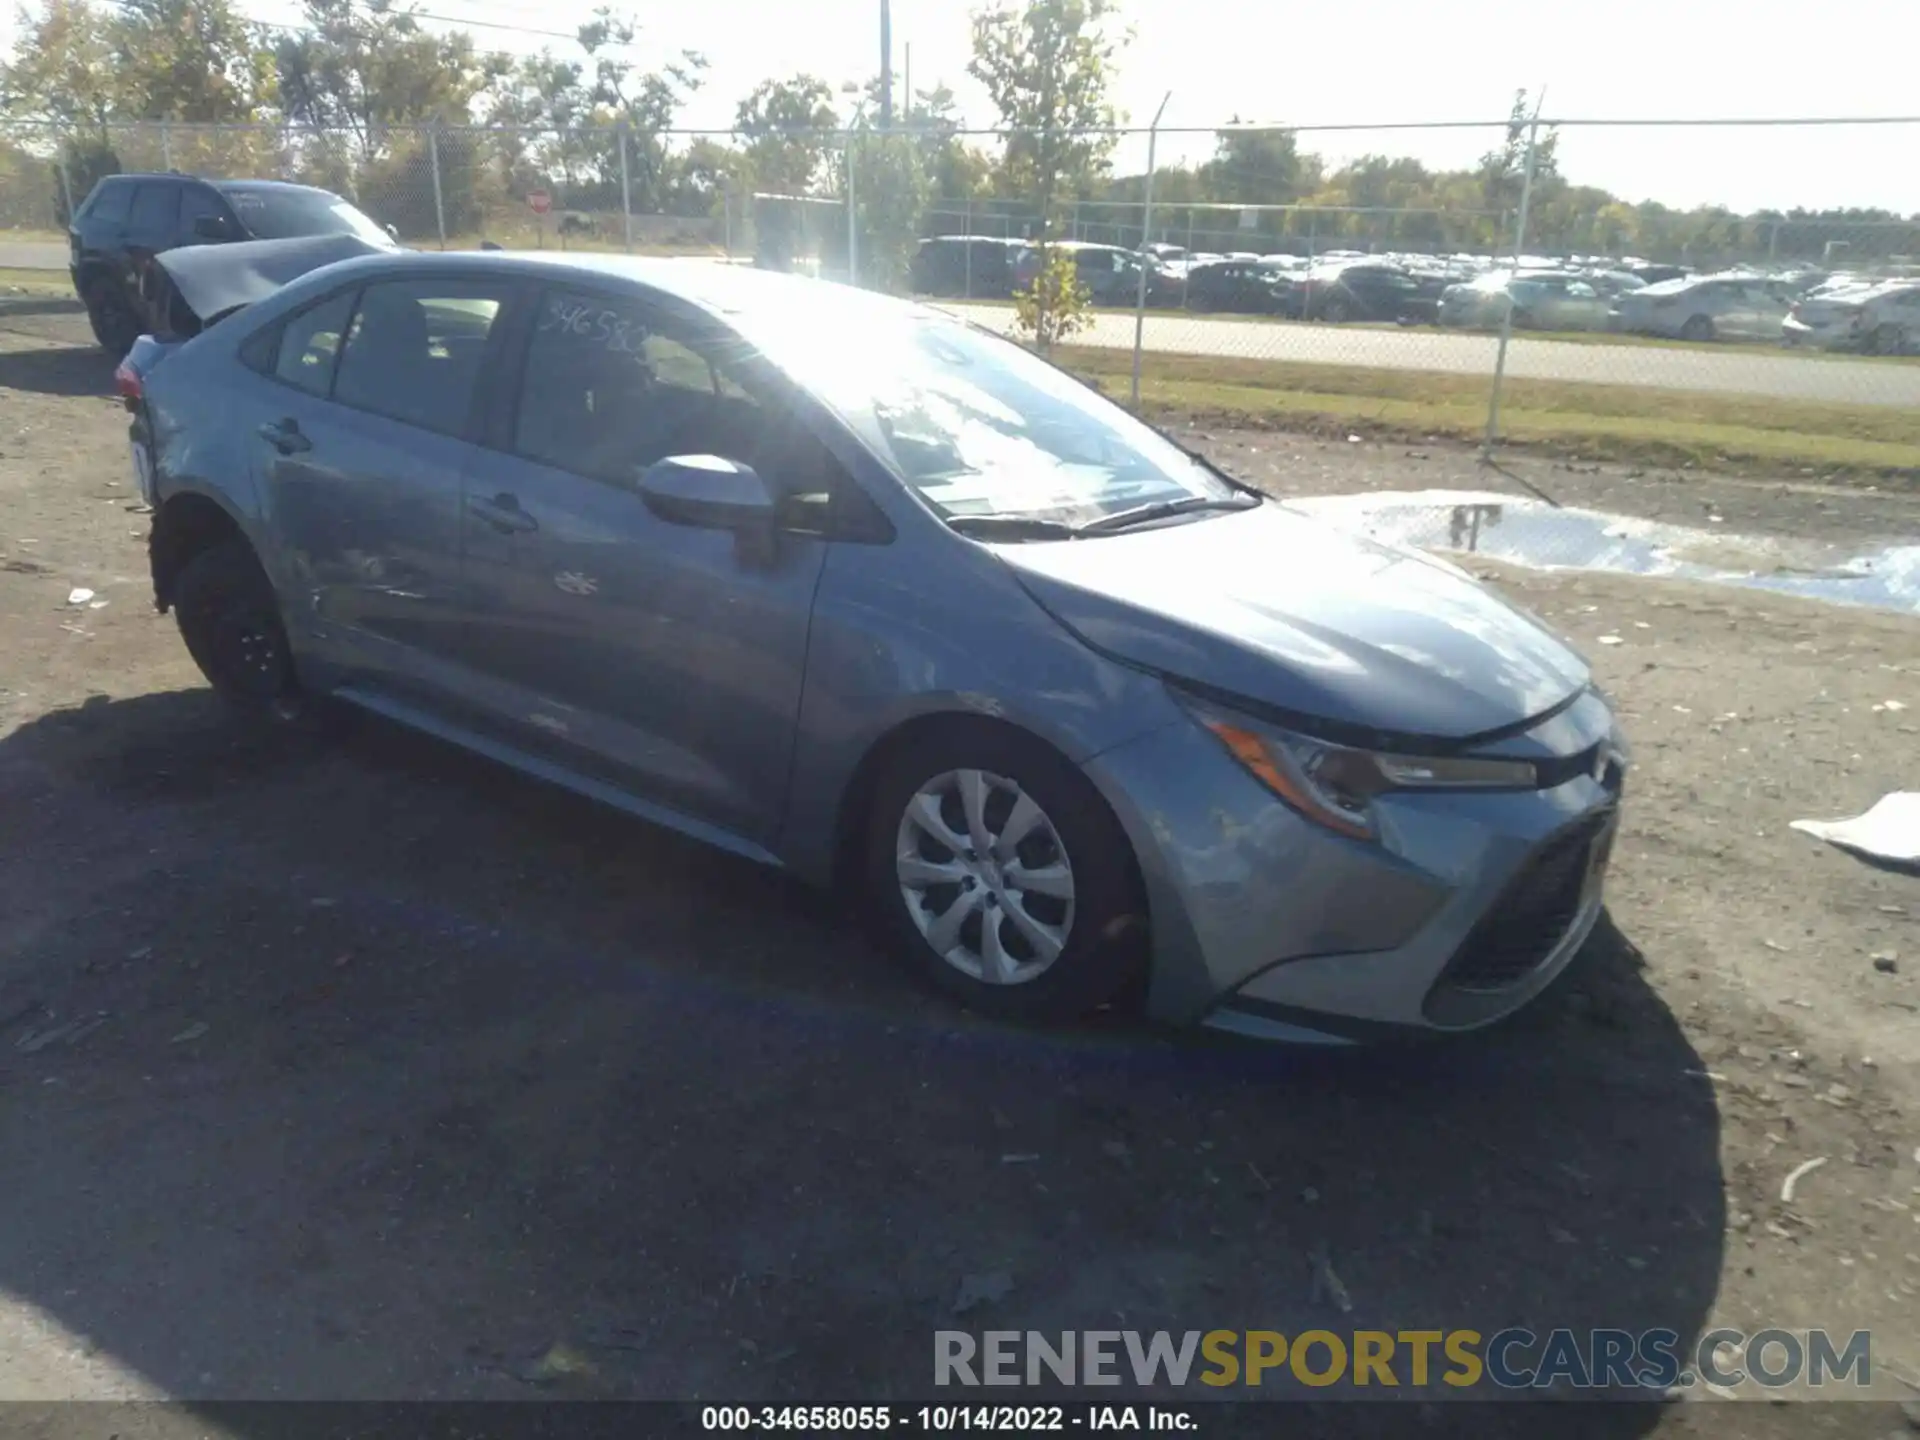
[1178,694,1537,840]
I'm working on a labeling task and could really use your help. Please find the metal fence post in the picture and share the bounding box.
[55,156,74,226]
[1482,92,1547,462]
[428,127,446,249]
[846,132,859,287]
[619,123,634,253]
[964,196,973,298]
[1131,92,1171,410]
[161,121,173,171]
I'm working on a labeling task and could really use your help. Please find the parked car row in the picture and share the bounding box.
[907,235,1917,351]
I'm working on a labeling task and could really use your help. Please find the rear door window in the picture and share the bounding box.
[179,185,233,240]
[127,183,180,236]
[86,181,133,226]
[272,289,358,398]
[331,279,508,437]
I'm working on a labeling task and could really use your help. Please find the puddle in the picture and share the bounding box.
[1290,490,1920,615]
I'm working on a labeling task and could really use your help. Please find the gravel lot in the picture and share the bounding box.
[1,310,1918,1435]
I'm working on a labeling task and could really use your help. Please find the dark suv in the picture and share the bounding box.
[69,174,396,355]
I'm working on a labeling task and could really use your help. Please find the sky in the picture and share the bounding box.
[7,0,1918,214]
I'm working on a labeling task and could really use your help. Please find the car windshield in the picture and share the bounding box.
[220,186,391,245]
[756,307,1234,528]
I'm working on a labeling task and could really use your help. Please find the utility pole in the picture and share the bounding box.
[879,0,893,128]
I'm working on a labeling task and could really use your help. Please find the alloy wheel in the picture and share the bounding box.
[895,768,1077,986]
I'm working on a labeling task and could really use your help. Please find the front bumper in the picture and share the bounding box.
[1084,688,1626,1043]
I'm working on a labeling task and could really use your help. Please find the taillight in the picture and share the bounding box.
[113,359,142,412]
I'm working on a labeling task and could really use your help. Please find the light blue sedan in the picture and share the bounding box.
[128,250,1628,1043]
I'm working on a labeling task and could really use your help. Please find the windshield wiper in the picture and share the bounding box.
[1073,493,1261,536]
[947,513,1080,541]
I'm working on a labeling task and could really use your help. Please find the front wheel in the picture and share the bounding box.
[1679,314,1715,342]
[1868,324,1909,356]
[864,727,1147,1023]
[173,538,304,721]
[1320,295,1352,324]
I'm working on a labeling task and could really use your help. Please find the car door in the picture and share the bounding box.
[1562,280,1605,330]
[244,274,520,705]
[122,180,182,322]
[456,283,839,843]
[177,183,241,248]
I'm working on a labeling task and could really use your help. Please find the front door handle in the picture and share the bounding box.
[257,417,311,455]
[468,492,539,535]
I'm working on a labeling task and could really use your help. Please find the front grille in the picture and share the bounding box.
[1435,813,1610,993]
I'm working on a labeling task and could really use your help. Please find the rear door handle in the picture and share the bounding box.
[257,418,311,455]
[468,492,539,534]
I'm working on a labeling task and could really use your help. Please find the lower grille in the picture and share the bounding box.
[1436,813,1610,993]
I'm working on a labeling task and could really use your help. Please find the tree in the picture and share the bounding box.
[113,0,276,124]
[734,74,837,194]
[578,8,705,212]
[274,0,507,164]
[0,0,125,138]
[904,82,993,204]
[968,0,1127,347]
[1478,88,1558,224]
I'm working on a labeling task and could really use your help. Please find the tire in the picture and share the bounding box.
[1679,314,1715,343]
[1510,308,1534,330]
[173,538,305,721]
[1868,324,1908,357]
[1320,295,1351,324]
[84,280,142,359]
[863,725,1148,1024]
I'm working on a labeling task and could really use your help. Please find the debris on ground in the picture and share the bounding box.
[1791,793,1920,872]
[1874,954,1900,974]
[1780,1156,1829,1205]
[65,587,93,606]
[15,1014,106,1053]
[516,1341,596,1385]
[952,1271,1014,1315]
[1309,1242,1353,1313]
[169,1021,209,1044]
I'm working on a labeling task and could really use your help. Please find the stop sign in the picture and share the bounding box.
[527,191,552,216]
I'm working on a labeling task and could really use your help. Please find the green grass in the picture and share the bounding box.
[1058,346,1920,482]
[0,266,70,292]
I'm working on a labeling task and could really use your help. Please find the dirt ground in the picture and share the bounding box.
[2,297,1920,1437]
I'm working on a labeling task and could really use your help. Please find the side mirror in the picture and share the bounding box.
[192,214,232,241]
[639,454,777,528]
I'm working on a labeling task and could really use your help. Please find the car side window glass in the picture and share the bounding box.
[272,289,358,398]
[178,186,230,238]
[517,287,810,496]
[89,183,132,225]
[127,183,179,233]
[332,280,506,436]
[1568,282,1597,298]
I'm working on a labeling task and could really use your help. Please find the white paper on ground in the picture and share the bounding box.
[1790,793,1920,867]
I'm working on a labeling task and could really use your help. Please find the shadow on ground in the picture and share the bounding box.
[0,343,113,397]
[0,689,1726,1432]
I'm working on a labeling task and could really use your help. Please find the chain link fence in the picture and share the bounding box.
[1,116,1914,596]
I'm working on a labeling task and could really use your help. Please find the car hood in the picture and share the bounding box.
[154,233,394,325]
[996,503,1590,743]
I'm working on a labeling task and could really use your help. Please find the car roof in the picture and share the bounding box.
[304,250,953,326]
[99,173,332,195]
[212,179,341,196]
